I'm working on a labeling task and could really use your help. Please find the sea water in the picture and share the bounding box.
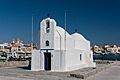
[93,53,120,60]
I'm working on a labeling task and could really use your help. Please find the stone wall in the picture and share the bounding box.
[0,61,29,68]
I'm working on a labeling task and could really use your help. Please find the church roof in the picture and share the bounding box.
[41,17,90,43]
[71,33,89,42]
[55,26,72,38]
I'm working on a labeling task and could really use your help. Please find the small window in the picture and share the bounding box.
[4,46,7,49]
[18,46,20,48]
[18,49,21,51]
[46,40,49,46]
[80,54,82,60]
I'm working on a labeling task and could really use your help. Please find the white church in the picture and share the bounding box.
[31,16,96,71]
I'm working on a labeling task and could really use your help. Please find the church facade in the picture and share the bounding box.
[31,17,96,71]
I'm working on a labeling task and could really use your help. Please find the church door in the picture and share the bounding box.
[44,52,51,70]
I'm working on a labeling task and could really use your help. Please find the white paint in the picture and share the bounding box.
[31,17,96,71]
[31,50,40,71]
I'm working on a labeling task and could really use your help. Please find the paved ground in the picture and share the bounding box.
[87,62,120,80]
[0,67,78,80]
[0,61,119,80]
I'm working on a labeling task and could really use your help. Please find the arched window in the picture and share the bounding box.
[46,20,50,33]
[46,40,49,46]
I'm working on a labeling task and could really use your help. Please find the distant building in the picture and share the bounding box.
[93,45,104,54]
[9,38,32,58]
[106,45,118,53]
[117,47,120,53]
[0,43,9,55]
[31,17,96,71]
[93,44,120,54]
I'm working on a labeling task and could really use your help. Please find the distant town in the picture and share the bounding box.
[92,45,120,54]
[0,38,120,61]
[0,38,33,61]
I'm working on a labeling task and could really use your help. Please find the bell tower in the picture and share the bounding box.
[40,15,56,50]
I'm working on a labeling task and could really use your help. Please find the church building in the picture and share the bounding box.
[31,16,96,71]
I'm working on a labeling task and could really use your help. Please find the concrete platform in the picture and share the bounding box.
[87,62,120,80]
[0,61,119,80]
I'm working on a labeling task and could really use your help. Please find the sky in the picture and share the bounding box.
[0,0,120,46]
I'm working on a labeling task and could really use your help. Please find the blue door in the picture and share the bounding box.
[44,52,51,70]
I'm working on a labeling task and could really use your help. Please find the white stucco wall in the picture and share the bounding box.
[31,50,41,71]
[71,33,90,51]
[31,17,96,72]
[40,18,56,50]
